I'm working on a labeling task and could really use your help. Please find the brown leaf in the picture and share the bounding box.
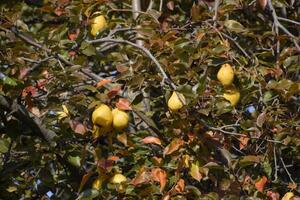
[69,120,87,135]
[175,179,185,193]
[78,170,93,193]
[166,1,175,10]
[131,167,151,186]
[255,176,267,192]
[108,86,121,98]
[116,98,132,110]
[141,136,162,146]
[257,0,267,10]
[97,159,114,172]
[96,79,111,88]
[117,133,127,146]
[256,112,266,128]
[239,136,250,150]
[163,138,184,156]
[151,168,167,192]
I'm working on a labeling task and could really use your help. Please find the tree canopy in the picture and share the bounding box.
[0,0,300,199]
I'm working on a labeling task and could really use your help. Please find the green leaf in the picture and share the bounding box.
[76,189,99,200]
[68,155,81,168]
[80,41,96,56]
[224,20,245,33]
[0,138,10,153]
[2,77,17,86]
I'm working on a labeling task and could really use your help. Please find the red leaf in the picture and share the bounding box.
[141,136,161,146]
[163,138,184,156]
[69,51,76,56]
[116,98,132,110]
[267,191,280,200]
[108,86,121,98]
[255,176,267,192]
[107,156,119,162]
[19,68,30,79]
[69,120,87,135]
[29,106,41,117]
[96,79,111,88]
[54,7,64,16]
[151,168,167,192]
[22,86,37,97]
[68,29,80,41]
[257,0,267,10]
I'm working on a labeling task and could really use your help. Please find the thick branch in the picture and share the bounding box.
[0,95,57,145]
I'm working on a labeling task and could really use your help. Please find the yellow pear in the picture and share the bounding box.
[282,192,294,200]
[91,15,107,36]
[92,125,111,138]
[110,173,127,184]
[112,108,129,131]
[92,104,113,129]
[217,63,234,86]
[223,89,240,107]
[92,178,102,190]
[167,91,185,112]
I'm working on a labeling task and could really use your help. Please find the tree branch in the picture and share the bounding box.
[87,38,177,90]
[267,0,300,52]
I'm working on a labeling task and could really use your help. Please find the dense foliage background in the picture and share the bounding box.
[0,0,300,199]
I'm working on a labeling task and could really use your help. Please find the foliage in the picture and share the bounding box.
[0,0,300,199]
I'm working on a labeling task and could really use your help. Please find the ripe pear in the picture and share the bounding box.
[110,173,127,184]
[223,89,240,106]
[217,63,234,86]
[112,108,129,130]
[91,15,107,36]
[168,91,185,112]
[92,104,113,128]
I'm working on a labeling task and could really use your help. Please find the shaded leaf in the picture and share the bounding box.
[224,20,245,33]
[256,112,266,128]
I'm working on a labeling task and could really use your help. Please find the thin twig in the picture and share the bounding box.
[273,145,278,182]
[213,0,220,26]
[87,38,177,90]
[278,17,300,26]
[280,157,296,184]
[205,22,251,60]
[267,0,300,52]
[159,0,163,12]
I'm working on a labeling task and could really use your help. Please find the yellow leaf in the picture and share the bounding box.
[190,162,202,181]
[6,186,17,192]
[282,192,294,200]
